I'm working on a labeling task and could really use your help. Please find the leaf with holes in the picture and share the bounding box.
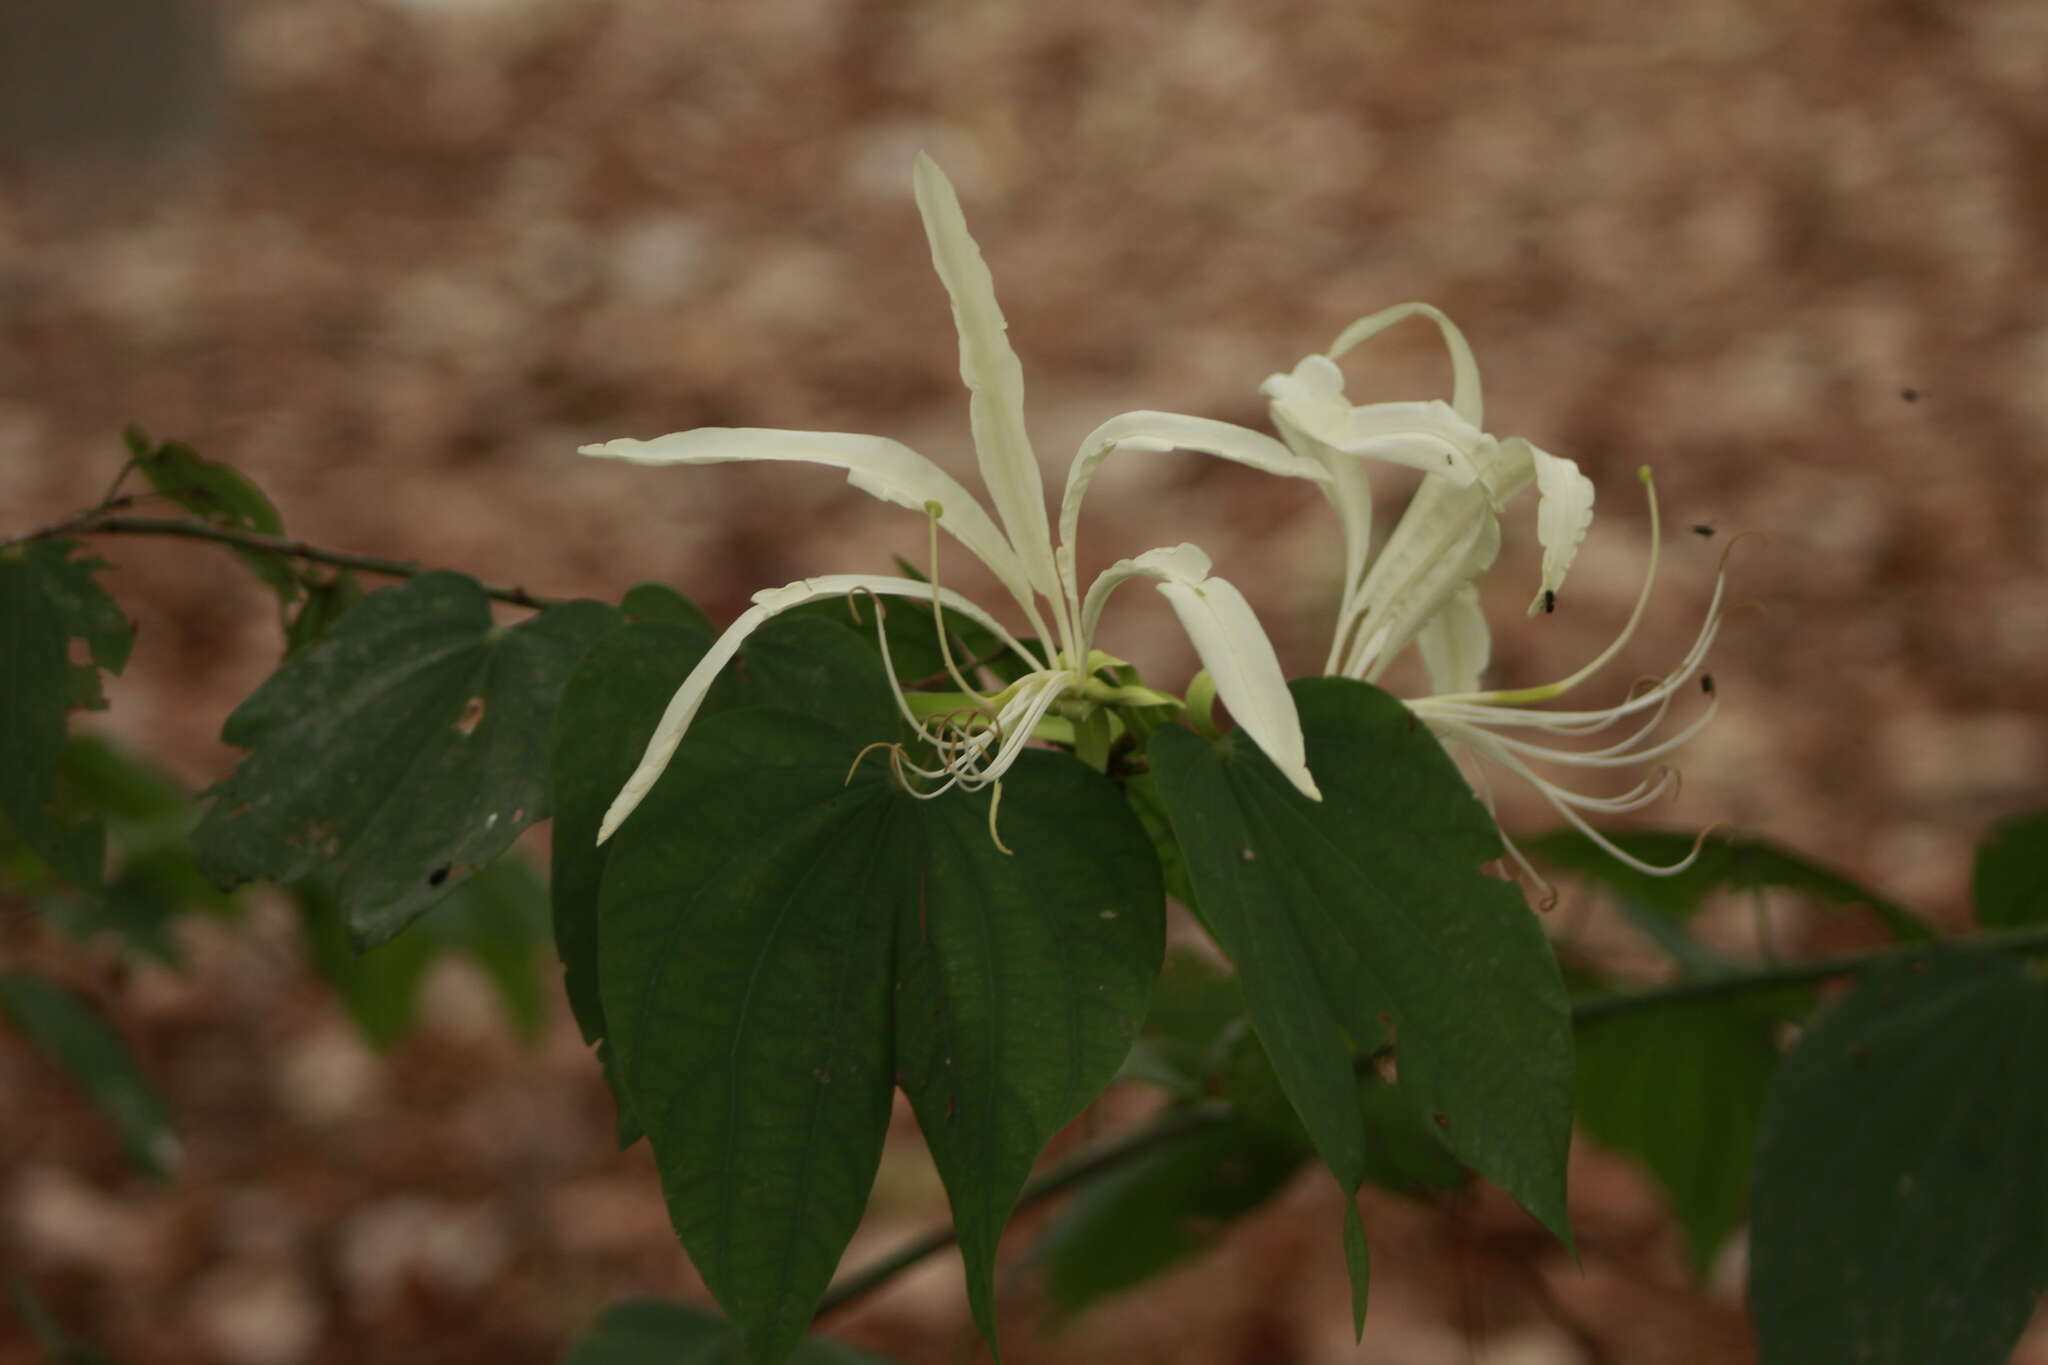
[191,572,616,947]
[0,540,133,890]
[600,707,1162,1365]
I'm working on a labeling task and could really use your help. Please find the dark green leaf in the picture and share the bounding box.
[1525,828,1932,942]
[0,972,176,1177]
[0,541,132,890]
[620,582,714,631]
[191,572,617,947]
[1034,1110,1303,1315]
[1750,948,2048,1365]
[1122,773,1199,912]
[601,710,1162,1364]
[1973,808,2048,928]
[1576,1001,1777,1276]
[1150,678,1573,1246]
[1355,1070,1467,1199]
[562,1300,893,1365]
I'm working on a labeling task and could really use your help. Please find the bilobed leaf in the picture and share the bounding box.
[1525,828,1932,942]
[1972,808,2048,928]
[548,612,901,1053]
[0,541,133,890]
[0,972,177,1178]
[1149,678,1573,1249]
[1033,1109,1303,1315]
[136,438,300,607]
[562,1299,893,1365]
[600,709,1162,1365]
[1750,948,2048,1365]
[191,572,617,948]
[1576,1000,1777,1277]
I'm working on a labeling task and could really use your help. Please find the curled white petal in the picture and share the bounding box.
[1083,544,1320,802]
[581,428,1038,621]
[1325,301,1485,429]
[595,572,1044,844]
[912,153,1059,612]
[1520,440,1596,615]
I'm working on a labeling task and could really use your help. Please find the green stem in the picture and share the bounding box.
[4,512,564,611]
[1573,922,2048,1025]
[815,923,2048,1321]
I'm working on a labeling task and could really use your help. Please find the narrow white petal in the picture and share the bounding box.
[1416,582,1492,696]
[1326,301,1485,429]
[581,428,1038,620]
[1520,440,1596,615]
[1343,478,1502,680]
[1083,544,1320,802]
[911,154,1060,607]
[1338,400,1484,485]
[595,571,1044,844]
[1055,409,1327,605]
[1261,358,1376,664]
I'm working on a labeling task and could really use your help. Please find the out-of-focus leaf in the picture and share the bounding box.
[0,972,177,1178]
[1576,1000,1777,1277]
[1750,948,2048,1365]
[561,1299,894,1364]
[1525,828,1932,942]
[619,582,713,631]
[192,572,617,948]
[296,854,553,1051]
[1034,1111,1304,1316]
[1972,808,2048,929]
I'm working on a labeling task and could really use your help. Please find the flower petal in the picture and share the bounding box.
[1054,409,1327,606]
[581,427,1038,621]
[1415,582,1492,696]
[1519,439,1596,616]
[595,572,1044,844]
[1342,478,1503,681]
[1326,301,1485,430]
[912,154,1060,608]
[1083,544,1319,802]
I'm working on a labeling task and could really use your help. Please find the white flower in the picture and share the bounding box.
[584,155,1326,845]
[1264,304,1723,877]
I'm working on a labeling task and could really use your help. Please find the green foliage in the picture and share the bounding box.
[0,540,133,890]
[0,971,176,1178]
[1149,679,1575,1284]
[598,697,1162,1363]
[296,853,553,1050]
[561,1300,892,1365]
[1575,1000,1777,1277]
[1749,948,2048,1365]
[191,572,617,948]
[1525,828,1933,941]
[1973,808,2048,928]
[1033,1111,1303,1316]
[128,430,300,610]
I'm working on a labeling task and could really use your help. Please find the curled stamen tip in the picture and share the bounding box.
[1716,529,1767,573]
[845,740,902,787]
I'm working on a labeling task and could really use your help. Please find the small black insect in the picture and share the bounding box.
[1542,589,1556,614]
[1700,673,1716,696]
[1692,523,1716,537]
[427,865,451,886]
[1900,387,1920,402]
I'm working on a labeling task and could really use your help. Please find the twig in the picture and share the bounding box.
[3,512,564,611]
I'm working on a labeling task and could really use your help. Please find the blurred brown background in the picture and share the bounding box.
[3,0,2045,1361]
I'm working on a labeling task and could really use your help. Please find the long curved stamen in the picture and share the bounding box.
[1463,729,1711,876]
[1430,466,1665,707]
[1469,696,1720,770]
[924,501,996,703]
